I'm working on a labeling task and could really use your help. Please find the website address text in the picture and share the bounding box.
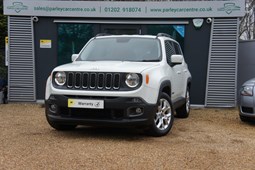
[150,7,212,13]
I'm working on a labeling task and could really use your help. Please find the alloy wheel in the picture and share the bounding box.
[155,98,172,130]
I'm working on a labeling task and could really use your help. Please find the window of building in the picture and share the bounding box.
[57,24,185,65]
[57,24,93,65]
[147,25,185,51]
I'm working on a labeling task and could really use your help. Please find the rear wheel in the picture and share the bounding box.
[147,92,174,137]
[176,87,190,118]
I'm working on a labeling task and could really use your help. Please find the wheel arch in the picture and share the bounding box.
[187,77,192,89]
[158,80,172,99]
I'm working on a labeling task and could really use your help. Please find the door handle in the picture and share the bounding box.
[177,71,181,74]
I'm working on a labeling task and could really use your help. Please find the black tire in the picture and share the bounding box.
[176,87,190,118]
[147,92,174,137]
[46,114,77,131]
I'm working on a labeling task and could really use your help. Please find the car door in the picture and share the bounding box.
[172,41,186,96]
[165,40,183,100]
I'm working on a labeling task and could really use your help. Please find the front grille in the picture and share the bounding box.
[67,72,121,90]
[241,107,254,114]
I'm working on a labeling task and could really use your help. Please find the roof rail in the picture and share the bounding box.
[156,33,173,39]
[95,33,111,37]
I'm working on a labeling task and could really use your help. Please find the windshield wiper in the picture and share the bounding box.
[141,59,160,62]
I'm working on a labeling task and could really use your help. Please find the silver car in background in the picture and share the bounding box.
[239,78,255,122]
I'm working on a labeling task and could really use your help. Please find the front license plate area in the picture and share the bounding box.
[68,99,104,109]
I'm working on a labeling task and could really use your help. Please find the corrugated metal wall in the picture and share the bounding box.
[8,16,36,102]
[205,18,239,107]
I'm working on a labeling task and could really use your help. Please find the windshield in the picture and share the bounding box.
[76,37,161,62]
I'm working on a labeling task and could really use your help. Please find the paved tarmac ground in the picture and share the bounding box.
[1,104,255,170]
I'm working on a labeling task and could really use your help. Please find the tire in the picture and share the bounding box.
[46,114,77,131]
[176,87,190,118]
[147,92,174,137]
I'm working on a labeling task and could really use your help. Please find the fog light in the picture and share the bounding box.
[49,104,58,113]
[136,108,142,114]
[127,107,144,117]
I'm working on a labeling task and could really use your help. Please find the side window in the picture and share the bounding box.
[165,41,175,65]
[173,42,182,55]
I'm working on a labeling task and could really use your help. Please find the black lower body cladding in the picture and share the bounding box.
[45,95,157,127]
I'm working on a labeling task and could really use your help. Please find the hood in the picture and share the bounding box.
[243,78,255,86]
[53,61,160,73]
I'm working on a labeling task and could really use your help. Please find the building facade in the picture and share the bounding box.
[3,0,244,107]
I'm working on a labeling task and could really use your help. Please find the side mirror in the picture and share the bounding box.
[71,54,79,62]
[171,54,183,64]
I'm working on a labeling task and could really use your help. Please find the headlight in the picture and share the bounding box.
[125,73,140,88]
[54,72,66,86]
[241,85,254,96]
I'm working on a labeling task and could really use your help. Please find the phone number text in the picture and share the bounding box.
[104,7,142,13]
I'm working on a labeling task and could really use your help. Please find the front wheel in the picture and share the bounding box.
[147,92,174,137]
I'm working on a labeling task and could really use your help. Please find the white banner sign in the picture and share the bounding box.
[4,0,245,18]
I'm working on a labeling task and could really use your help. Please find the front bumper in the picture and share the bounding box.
[45,95,157,127]
[239,95,255,118]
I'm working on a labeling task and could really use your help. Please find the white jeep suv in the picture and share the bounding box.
[45,33,191,136]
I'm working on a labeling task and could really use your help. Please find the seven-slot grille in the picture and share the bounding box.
[67,72,121,90]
